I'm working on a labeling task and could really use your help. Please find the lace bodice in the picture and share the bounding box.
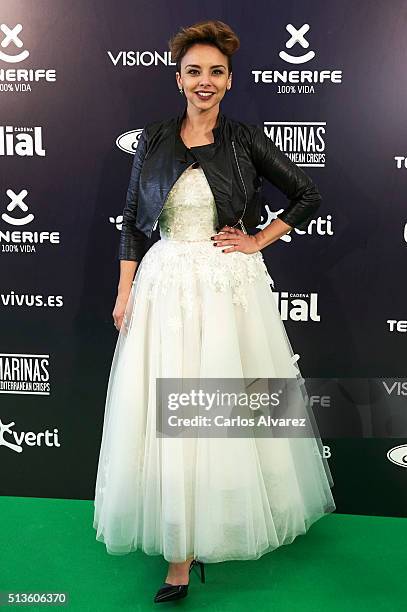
[134,162,275,315]
[159,164,219,241]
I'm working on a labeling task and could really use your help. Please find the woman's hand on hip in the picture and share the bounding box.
[211,226,261,254]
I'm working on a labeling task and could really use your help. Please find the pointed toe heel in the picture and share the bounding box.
[153,558,206,603]
[153,583,189,603]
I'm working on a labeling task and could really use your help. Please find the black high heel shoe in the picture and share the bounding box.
[153,558,205,603]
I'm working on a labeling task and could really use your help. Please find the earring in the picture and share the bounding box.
[179,88,183,95]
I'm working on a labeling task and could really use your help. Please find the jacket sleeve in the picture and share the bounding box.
[250,125,322,231]
[118,127,149,261]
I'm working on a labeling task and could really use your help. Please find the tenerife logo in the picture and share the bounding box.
[0,23,56,92]
[252,23,342,93]
[0,418,60,453]
[1,189,60,254]
[0,353,51,394]
[116,128,143,155]
[387,445,407,468]
[0,23,29,63]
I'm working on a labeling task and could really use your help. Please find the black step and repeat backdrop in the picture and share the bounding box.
[1,1,406,516]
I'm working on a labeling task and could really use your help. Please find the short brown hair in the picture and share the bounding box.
[168,20,240,75]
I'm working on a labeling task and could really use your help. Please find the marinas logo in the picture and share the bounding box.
[116,128,144,155]
[387,445,407,468]
[264,121,326,168]
[0,418,60,453]
[0,126,45,157]
[0,353,51,395]
[0,23,56,92]
[252,23,342,93]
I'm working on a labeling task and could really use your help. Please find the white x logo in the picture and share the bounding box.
[279,23,315,64]
[6,188,29,211]
[0,418,23,453]
[2,189,34,225]
[0,23,29,63]
[1,23,24,48]
[285,23,310,49]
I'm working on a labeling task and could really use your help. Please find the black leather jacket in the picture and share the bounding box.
[118,105,322,262]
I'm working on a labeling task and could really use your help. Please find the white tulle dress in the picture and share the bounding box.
[93,162,336,562]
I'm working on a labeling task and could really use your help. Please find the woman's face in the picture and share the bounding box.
[176,43,232,113]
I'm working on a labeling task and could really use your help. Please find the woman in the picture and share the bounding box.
[93,20,335,604]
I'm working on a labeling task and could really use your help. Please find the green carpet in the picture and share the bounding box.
[0,496,405,611]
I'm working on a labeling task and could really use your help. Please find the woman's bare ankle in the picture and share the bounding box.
[165,557,194,585]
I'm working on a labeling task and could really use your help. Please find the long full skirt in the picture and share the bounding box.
[93,237,336,562]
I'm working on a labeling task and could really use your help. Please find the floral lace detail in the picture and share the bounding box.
[134,163,275,318]
[159,164,219,241]
[136,239,274,316]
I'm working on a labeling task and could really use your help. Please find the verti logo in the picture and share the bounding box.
[257,204,330,241]
[279,23,315,65]
[0,418,60,453]
[0,23,29,63]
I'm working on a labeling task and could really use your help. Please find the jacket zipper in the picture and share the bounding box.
[231,140,248,234]
[150,162,196,235]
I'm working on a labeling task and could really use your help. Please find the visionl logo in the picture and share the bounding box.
[0,23,29,63]
[107,50,175,67]
[279,23,315,64]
